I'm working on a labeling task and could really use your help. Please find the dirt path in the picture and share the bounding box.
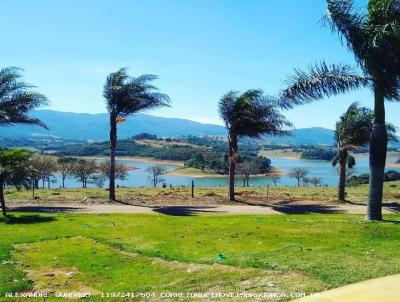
[8,203,399,216]
[292,274,400,302]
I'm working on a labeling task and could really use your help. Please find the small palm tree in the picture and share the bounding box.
[279,0,400,220]
[218,89,291,201]
[333,103,371,201]
[104,68,170,201]
[332,102,397,201]
[0,67,48,128]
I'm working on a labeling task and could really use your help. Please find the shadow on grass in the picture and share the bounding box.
[9,206,84,213]
[271,204,345,214]
[383,203,400,214]
[152,206,225,216]
[0,214,56,224]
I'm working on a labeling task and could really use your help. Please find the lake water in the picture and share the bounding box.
[49,156,400,189]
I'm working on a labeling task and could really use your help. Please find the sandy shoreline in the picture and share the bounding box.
[78,156,286,178]
[387,162,400,168]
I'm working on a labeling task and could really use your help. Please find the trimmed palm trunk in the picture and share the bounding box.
[367,88,387,221]
[0,175,6,216]
[109,112,117,201]
[228,133,238,201]
[338,150,347,202]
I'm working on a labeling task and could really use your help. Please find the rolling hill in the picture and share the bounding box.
[0,110,337,145]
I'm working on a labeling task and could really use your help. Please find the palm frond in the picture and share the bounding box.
[0,67,49,129]
[219,89,292,138]
[0,116,48,129]
[331,152,340,167]
[347,154,356,168]
[279,61,370,109]
[104,68,170,117]
[335,102,373,148]
[323,0,367,65]
[387,122,399,142]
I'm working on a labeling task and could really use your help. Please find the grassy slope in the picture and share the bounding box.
[1,213,400,301]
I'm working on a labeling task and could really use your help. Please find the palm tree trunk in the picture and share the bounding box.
[0,176,6,216]
[367,87,387,221]
[109,112,117,201]
[228,133,237,201]
[338,150,347,202]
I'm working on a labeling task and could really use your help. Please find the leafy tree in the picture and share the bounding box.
[42,156,58,189]
[89,174,107,188]
[104,68,170,200]
[71,159,97,188]
[29,154,58,190]
[302,177,312,187]
[97,160,129,184]
[0,149,32,216]
[146,165,166,188]
[57,157,77,189]
[236,162,254,187]
[309,177,323,187]
[267,174,281,187]
[0,67,48,128]
[288,167,310,187]
[279,0,400,220]
[332,102,397,201]
[218,89,291,200]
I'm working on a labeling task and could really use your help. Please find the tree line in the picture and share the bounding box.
[0,151,131,215]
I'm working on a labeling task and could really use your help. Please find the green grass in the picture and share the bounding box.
[1,213,400,301]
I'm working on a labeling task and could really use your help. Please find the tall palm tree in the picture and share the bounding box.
[0,67,48,128]
[218,89,291,201]
[333,102,397,201]
[104,68,170,201]
[279,0,400,220]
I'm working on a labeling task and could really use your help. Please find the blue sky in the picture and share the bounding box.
[1,0,399,129]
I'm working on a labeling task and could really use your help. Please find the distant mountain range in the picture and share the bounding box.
[0,110,338,145]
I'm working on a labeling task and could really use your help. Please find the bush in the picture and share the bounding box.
[347,170,400,186]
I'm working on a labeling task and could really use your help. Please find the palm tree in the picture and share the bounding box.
[0,67,48,128]
[104,68,170,201]
[332,102,397,201]
[279,0,400,220]
[218,89,291,201]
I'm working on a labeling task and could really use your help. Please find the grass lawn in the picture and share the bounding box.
[1,213,400,301]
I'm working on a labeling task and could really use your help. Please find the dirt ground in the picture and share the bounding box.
[7,202,398,216]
